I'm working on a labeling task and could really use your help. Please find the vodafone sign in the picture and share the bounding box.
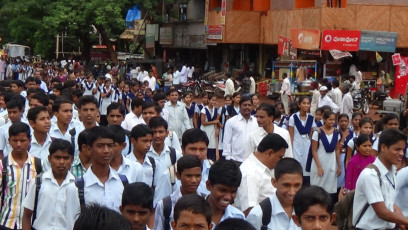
[321,30,361,51]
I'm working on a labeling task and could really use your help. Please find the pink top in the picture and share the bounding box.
[345,152,375,190]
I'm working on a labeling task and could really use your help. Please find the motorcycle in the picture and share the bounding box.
[179,79,205,97]
[214,79,241,98]
[352,87,370,114]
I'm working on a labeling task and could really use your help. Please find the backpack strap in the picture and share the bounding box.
[118,174,129,187]
[32,173,42,225]
[1,156,8,210]
[147,156,156,192]
[34,157,42,175]
[75,177,85,205]
[69,128,76,150]
[259,197,272,230]
[168,130,173,142]
[163,196,172,230]
[169,147,176,166]
[125,131,132,155]
[354,163,382,227]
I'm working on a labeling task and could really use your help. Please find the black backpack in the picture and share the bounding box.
[259,197,272,230]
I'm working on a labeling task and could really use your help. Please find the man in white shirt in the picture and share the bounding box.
[130,66,139,79]
[353,129,408,229]
[164,89,191,139]
[143,70,157,92]
[355,66,362,90]
[248,103,292,158]
[224,73,235,96]
[33,70,48,93]
[249,75,256,95]
[318,86,339,113]
[137,67,148,83]
[340,85,353,120]
[179,64,188,84]
[331,80,342,109]
[280,73,291,115]
[122,98,145,131]
[235,133,288,215]
[223,96,258,164]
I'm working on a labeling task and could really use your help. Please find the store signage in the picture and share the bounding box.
[321,30,361,51]
[291,29,320,50]
[278,36,291,56]
[392,53,402,66]
[160,27,173,45]
[359,30,398,52]
[205,0,209,25]
[206,25,223,40]
[221,0,226,25]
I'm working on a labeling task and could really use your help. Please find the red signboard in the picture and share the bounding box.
[321,30,361,51]
[278,36,291,56]
[207,25,223,40]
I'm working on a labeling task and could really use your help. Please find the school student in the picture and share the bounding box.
[246,158,303,230]
[207,160,244,228]
[350,112,362,135]
[194,93,208,129]
[292,186,334,230]
[108,125,143,183]
[73,204,132,230]
[225,92,241,119]
[147,117,181,169]
[122,98,145,131]
[288,96,315,185]
[27,106,52,171]
[216,94,232,155]
[0,122,43,230]
[182,92,195,129]
[120,182,154,230]
[310,111,341,204]
[200,93,220,161]
[99,78,115,126]
[235,133,288,216]
[171,194,213,230]
[214,218,255,230]
[71,130,92,178]
[50,98,76,142]
[372,113,400,156]
[80,126,127,212]
[345,117,374,166]
[127,124,172,206]
[22,139,80,230]
[154,155,202,230]
[337,113,354,194]
[164,89,191,139]
[353,129,408,229]
[82,73,97,96]
[314,107,324,127]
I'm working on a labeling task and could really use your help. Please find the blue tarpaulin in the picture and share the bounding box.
[126,5,141,28]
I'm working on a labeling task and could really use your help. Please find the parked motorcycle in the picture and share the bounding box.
[214,80,241,98]
[352,87,370,114]
[179,79,205,97]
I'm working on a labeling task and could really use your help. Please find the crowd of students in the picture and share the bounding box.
[2,65,408,230]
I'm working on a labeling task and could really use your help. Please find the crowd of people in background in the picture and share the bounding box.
[1,56,408,230]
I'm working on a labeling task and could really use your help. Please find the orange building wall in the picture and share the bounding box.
[233,0,252,10]
[209,0,222,10]
[253,0,270,11]
[295,0,315,8]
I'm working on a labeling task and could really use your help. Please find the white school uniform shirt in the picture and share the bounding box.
[235,154,276,212]
[23,170,80,230]
[396,166,408,216]
[211,205,245,229]
[165,131,182,154]
[0,119,29,157]
[82,166,125,212]
[164,101,191,139]
[113,156,143,183]
[246,194,300,230]
[247,124,293,158]
[200,106,218,149]
[82,81,96,96]
[146,144,182,169]
[126,153,172,206]
[143,76,157,91]
[29,134,52,171]
[223,113,258,162]
[100,86,114,115]
[352,158,397,229]
[49,119,79,142]
[318,95,339,113]
[121,111,145,131]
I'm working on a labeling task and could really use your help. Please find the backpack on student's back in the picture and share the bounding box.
[259,197,272,230]
[334,164,382,230]
[75,174,129,205]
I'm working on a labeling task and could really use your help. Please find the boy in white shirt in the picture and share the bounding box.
[22,139,80,230]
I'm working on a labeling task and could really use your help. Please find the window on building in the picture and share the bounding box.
[179,3,188,21]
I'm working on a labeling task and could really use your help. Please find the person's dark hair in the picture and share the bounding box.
[338,113,349,122]
[298,96,310,104]
[9,122,31,138]
[173,194,212,226]
[274,158,303,180]
[232,92,241,98]
[50,78,60,85]
[3,91,16,104]
[350,75,356,81]
[289,102,299,114]
[53,83,64,92]
[122,182,153,210]
[64,80,77,89]
[181,128,209,147]
[86,126,115,147]
[153,92,166,102]
[274,106,282,119]
[73,204,131,230]
[78,95,98,109]
[31,93,49,106]
[355,134,372,147]
[49,138,74,156]
[131,98,144,110]
[72,88,83,98]
[7,95,25,111]
[352,112,362,120]
[27,88,45,97]
[27,106,49,122]
[214,218,256,230]
[168,88,178,95]
[78,130,88,152]
[293,186,333,219]
[382,113,399,126]
[177,155,203,175]
[11,80,24,88]
[323,110,335,120]
[52,98,74,113]
[239,96,252,106]
[257,133,288,152]
[256,103,275,117]
[48,93,57,102]
[208,160,241,188]
[107,102,125,117]
[315,107,325,115]
[108,125,126,144]
[142,101,162,113]
[148,116,168,130]
[25,76,36,84]
[130,124,153,140]
[378,129,407,152]
[359,117,373,128]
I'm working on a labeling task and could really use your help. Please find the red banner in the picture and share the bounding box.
[321,30,361,51]
[291,29,320,50]
[278,36,291,56]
